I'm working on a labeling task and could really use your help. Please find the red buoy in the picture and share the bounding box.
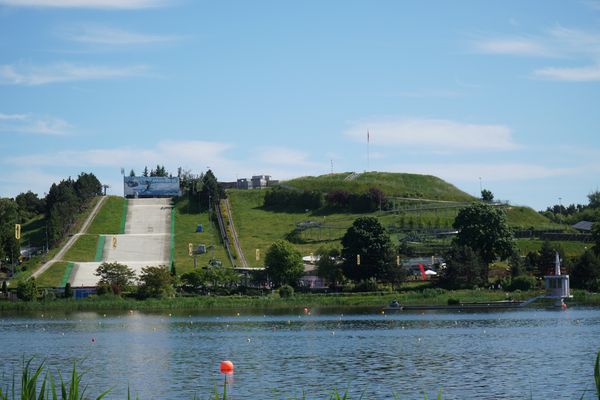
[220,360,234,374]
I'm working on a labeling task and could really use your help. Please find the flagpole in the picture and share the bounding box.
[367,130,370,172]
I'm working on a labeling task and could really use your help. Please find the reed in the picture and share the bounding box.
[0,359,110,400]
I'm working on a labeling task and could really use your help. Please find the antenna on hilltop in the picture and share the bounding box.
[330,159,333,175]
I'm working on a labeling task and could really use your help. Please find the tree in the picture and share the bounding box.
[64,282,73,299]
[74,172,101,204]
[95,262,136,294]
[315,246,344,287]
[453,202,514,265]
[17,278,38,301]
[588,191,600,209]
[571,250,600,292]
[199,169,225,209]
[340,217,400,283]
[0,198,20,265]
[592,222,600,255]
[15,191,45,220]
[265,240,304,287]
[137,265,174,298]
[143,166,149,177]
[508,252,525,278]
[481,189,494,202]
[440,245,486,289]
[129,169,136,177]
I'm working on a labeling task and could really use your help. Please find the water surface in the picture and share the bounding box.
[0,307,598,399]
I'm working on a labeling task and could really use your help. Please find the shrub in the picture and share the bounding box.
[16,278,38,301]
[279,284,294,298]
[447,298,460,305]
[64,282,73,299]
[353,278,379,292]
[509,275,537,291]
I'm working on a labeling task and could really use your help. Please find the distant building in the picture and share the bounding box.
[218,175,277,190]
[251,175,271,189]
[572,220,593,231]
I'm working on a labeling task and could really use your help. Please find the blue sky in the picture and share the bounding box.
[1,0,599,210]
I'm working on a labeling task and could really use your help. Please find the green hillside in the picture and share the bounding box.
[224,172,561,265]
[282,172,475,201]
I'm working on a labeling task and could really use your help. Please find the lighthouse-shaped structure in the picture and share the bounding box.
[544,252,572,306]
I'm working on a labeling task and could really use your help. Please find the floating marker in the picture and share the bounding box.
[220,360,234,374]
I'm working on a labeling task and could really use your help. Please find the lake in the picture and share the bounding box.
[0,307,599,399]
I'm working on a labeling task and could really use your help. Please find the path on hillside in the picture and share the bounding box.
[31,196,107,280]
[70,198,172,287]
[223,198,248,268]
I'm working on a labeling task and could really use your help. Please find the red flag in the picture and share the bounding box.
[418,263,427,281]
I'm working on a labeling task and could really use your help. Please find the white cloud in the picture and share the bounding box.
[0,63,149,85]
[0,113,27,121]
[388,163,577,182]
[474,38,551,57]
[534,64,600,81]
[473,26,600,81]
[62,25,179,45]
[0,113,72,135]
[0,0,170,9]
[3,141,246,184]
[345,118,518,151]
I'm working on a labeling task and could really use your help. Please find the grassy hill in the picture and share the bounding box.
[282,172,475,201]
[224,172,563,265]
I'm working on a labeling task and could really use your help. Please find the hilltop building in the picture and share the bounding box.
[219,175,278,190]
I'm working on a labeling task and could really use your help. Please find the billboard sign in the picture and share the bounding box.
[124,176,181,197]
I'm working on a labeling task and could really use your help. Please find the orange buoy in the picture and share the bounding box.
[220,360,234,374]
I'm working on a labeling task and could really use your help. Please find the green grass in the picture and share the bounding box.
[505,205,559,229]
[87,196,126,235]
[0,289,543,312]
[515,239,590,257]
[36,262,70,287]
[283,171,475,201]
[228,190,366,266]
[62,235,99,262]
[20,214,47,249]
[173,197,232,274]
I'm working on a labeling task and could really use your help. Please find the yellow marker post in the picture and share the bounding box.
[15,224,21,240]
[356,254,360,266]
[255,249,260,261]
[112,235,117,249]
[188,243,193,256]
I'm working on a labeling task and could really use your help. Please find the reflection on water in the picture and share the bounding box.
[0,308,599,399]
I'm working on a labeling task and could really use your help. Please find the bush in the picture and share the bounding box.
[508,275,538,291]
[16,278,38,301]
[447,298,460,305]
[64,282,73,299]
[422,288,446,298]
[278,284,294,298]
[353,278,380,292]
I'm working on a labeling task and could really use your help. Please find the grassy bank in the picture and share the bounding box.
[2,288,596,312]
[515,238,589,257]
[35,262,70,287]
[173,197,231,274]
[87,195,126,235]
[62,234,100,262]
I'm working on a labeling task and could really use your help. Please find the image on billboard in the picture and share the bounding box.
[124,176,181,197]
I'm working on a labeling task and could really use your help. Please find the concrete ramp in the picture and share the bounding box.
[70,198,172,287]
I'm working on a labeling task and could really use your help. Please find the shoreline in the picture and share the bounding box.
[1,289,598,313]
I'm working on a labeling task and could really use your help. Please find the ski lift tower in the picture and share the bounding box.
[544,252,572,307]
